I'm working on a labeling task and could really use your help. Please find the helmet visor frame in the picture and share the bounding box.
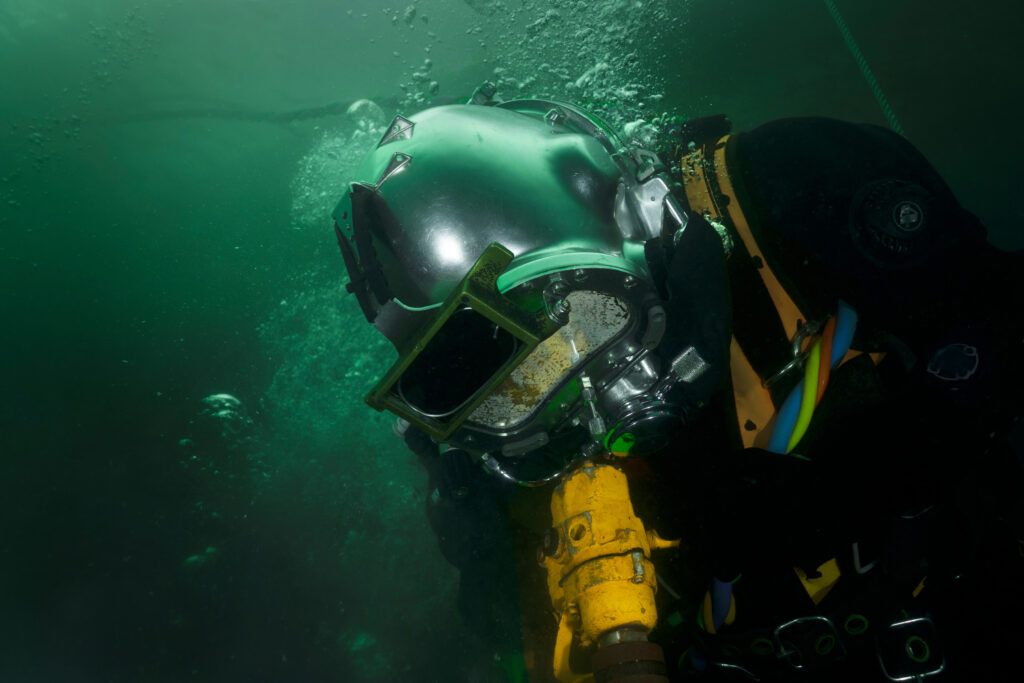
[365,242,561,441]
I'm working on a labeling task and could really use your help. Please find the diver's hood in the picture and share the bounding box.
[334,98,694,461]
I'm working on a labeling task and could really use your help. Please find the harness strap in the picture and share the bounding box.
[681,136,809,447]
[712,137,807,341]
[679,135,883,447]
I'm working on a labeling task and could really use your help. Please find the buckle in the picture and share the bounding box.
[772,616,846,670]
[876,617,945,681]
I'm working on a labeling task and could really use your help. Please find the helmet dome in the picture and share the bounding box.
[334,97,687,464]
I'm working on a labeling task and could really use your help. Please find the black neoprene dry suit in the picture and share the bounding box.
[656,118,1024,682]
[407,118,1024,682]
[723,117,1023,545]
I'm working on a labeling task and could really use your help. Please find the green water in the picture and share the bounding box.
[1,1,1021,681]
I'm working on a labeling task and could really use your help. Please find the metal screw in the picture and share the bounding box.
[631,550,645,583]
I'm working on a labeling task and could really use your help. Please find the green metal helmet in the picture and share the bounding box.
[334,93,699,470]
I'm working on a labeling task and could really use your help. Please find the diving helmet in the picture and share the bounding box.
[333,92,708,467]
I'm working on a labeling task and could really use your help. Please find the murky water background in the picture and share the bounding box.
[2,1,1021,681]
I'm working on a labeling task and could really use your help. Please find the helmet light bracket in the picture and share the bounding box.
[334,182,396,324]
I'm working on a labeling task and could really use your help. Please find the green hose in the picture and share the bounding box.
[823,0,905,136]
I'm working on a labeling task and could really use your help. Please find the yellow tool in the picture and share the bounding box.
[540,461,679,683]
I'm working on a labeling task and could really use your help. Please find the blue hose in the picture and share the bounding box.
[767,381,804,454]
[711,577,733,631]
[830,300,858,367]
[766,301,858,454]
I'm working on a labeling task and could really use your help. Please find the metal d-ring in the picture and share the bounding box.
[761,317,827,389]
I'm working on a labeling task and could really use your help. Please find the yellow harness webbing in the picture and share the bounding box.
[681,136,809,447]
[680,136,883,448]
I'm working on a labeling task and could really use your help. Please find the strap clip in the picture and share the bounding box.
[772,615,846,670]
[876,616,945,681]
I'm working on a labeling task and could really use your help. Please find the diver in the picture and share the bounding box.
[331,84,1024,682]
